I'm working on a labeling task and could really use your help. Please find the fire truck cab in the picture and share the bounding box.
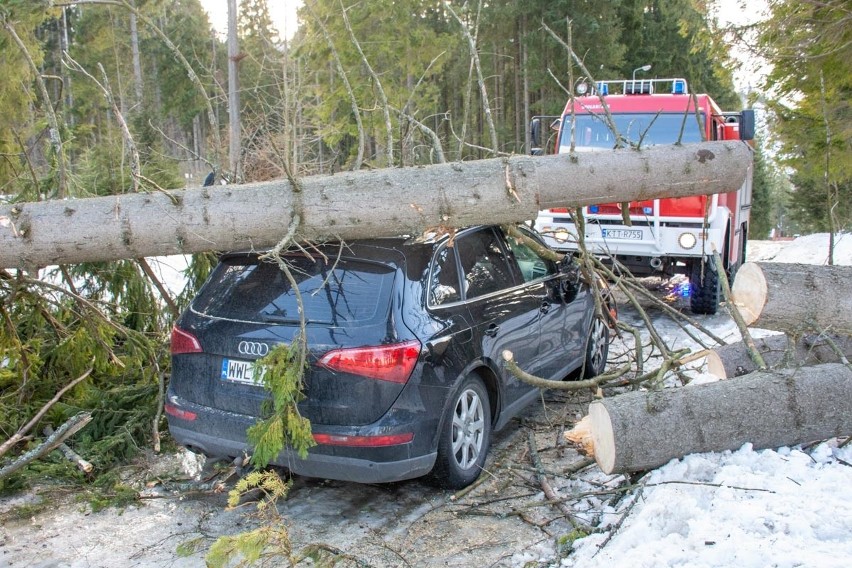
[532,77,755,315]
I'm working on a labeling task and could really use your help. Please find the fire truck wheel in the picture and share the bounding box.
[689,260,720,315]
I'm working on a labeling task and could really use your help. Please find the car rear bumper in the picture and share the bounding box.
[166,394,437,484]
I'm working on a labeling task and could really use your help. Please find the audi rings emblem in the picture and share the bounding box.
[238,341,269,357]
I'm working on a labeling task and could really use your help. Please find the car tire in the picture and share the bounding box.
[583,315,609,378]
[689,259,720,315]
[431,376,491,489]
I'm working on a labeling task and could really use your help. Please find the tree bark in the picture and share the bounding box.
[228,0,242,182]
[572,363,852,474]
[731,262,852,335]
[706,333,852,379]
[0,141,750,269]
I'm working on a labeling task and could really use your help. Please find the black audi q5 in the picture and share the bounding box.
[166,224,612,488]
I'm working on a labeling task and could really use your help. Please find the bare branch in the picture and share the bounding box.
[0,412,92,480]
[0,366,93,459]
[446,1,500,155]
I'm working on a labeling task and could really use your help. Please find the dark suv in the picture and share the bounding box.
[166,225,611,488]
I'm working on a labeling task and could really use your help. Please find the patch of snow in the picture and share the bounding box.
[563,443,852,568]
[179,447,206,480]
[748,233,852,265]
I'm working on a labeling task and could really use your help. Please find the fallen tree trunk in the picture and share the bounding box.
[706,333,852,379]
[567,363,852,474]
[731,262,852,335]
[0,141,750,269]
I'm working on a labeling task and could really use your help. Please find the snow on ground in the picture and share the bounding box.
[565,443,852,568]
[558,234,852,567]
[747,233,852,265]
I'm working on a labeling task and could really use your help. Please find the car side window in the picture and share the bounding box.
[456,228,516,299]
[503,227,557,283]
[429,245,461,306]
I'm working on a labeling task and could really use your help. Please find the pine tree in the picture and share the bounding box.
[758,0,852,237]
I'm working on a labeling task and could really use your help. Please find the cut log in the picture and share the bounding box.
[564,415,595,457]
[0,141,751,269]
[706,333,852,379]
[567,363,852,474]
[731,262,852,335]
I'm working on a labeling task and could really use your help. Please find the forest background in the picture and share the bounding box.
[0,0,849,503]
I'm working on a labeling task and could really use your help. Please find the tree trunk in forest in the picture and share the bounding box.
[60,8,75,127]
[227,0,242,182]
[706,333,852,379]
[130,1,143,107]
[0,141,750,269]
[569,363,852,475]
[731,262,852,335]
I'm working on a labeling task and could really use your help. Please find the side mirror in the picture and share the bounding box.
[558,256,581,302]
[740,109,755,141]
[530,117,542,155]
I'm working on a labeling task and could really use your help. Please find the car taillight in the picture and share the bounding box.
[313,433,414,447]
[164,402,197,421]
[317,340,421,383]
[170,326,202,354]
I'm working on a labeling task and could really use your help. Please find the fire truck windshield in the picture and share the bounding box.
[558,112,705,152]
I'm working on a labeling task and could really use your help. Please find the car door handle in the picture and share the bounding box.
[484,324,499,337]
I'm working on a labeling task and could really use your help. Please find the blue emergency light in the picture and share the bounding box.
[596,82,609,96]
[673,79,687,94]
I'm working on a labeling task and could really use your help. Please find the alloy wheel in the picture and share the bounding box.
[451,388,486,470]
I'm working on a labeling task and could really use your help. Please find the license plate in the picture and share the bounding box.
[602,229,643,240]
[221,358,262,385]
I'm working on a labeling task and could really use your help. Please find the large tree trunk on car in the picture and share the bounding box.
[731,262,852,335]
[568,363,852,474]
[0,141,750,269]
[706,333,852,379]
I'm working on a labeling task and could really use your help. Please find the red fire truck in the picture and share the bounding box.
[532,77,755,314]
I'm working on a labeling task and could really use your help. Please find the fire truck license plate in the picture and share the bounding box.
[602,229,643,240]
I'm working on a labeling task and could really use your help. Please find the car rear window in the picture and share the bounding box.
[191,255,395,326]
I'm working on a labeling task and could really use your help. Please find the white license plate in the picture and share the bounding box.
[602,229,643,240]
[221,358,262,385]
